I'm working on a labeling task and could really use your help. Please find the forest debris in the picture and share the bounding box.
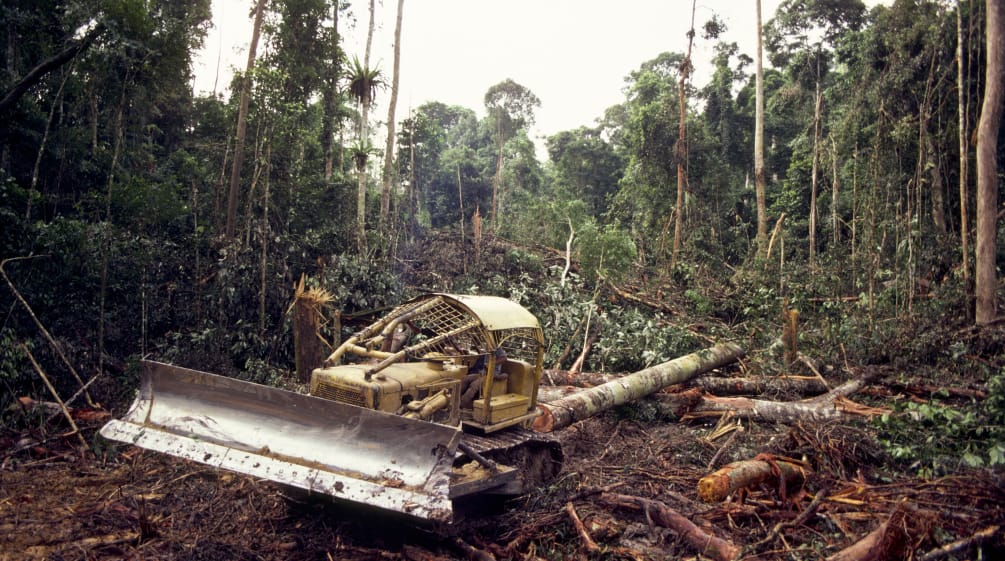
[565,501,601,554]
[23,531,140,558]
[2,256,97,408]
[917,524,1001,561]
[683,374,889,423]
[532,342,745,432]
[597,492,740,561]
[698,454,812,503]
[451,537,495,561]
[20,343,88,451]
[825,501,930,561]
[750,485,831,550]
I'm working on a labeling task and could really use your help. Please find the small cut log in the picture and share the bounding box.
[698,454,812,503]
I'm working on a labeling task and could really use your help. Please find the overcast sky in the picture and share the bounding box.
[193,1,790,149]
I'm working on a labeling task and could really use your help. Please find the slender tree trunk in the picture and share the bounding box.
[99,75,130,378]
[809,76,822,267]
[225,0,266,239]
[259,137,271,337]
[976,0,1003,324]
[754,0,769,253]
[928,137,946,233]
[492,113,503,230]
[356,100,370,253]
[831,137,840,246]
[27,66,72,222]
[671,0,696,270]
[958,0,971,286]
[323,1,340,180]
[364,0,375,65]
[381,0,404,222]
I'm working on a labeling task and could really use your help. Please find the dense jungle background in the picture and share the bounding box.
[1,0,1005,559]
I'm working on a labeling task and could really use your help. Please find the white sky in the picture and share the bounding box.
[193,1,786,151]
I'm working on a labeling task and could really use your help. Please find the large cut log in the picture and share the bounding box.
[531,342,745,432]
[698,454,812,503]
[597,493,740,561]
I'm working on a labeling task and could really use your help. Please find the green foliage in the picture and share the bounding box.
[577,223,637,283]
[877,369,1005,476]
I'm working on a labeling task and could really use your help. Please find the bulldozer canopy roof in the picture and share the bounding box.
[426,294,540,332]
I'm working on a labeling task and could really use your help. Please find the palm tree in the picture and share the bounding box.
[347,56,383,251]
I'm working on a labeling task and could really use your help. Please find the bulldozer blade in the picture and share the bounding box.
[100,361,461,522]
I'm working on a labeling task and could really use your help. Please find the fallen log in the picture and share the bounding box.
[698,454,812,503]
[690,375,828,397]
[682,375,888,424]
[531,342,745,432]
[597,493,740,561]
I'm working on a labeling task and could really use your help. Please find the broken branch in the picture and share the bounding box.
[597,493,740,561]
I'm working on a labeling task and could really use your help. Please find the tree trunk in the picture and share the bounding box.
[531,342,744,432]
[809,76,822,267]
[671,0,696,270]
[832,137,840,246]
[928,137,947,233]
[380,0,404,222]
[958,0,971,286]
[976,0,1002,325]
[322,1,340,180]
[754,0,769,253]
[491,113,503,230]
[225,0,266,239]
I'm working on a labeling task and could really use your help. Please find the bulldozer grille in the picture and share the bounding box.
[314,381,367,407]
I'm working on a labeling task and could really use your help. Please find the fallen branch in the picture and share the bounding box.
[451,537,495,561]
[2,256,96,407]
[20,343,88,451]
[698,454,812,503]
[750,485,831,550]
[917,524,1001,561]
[565,502,601,554]
[597,493,740,561]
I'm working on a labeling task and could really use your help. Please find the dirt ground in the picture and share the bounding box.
[3,367,1004,561]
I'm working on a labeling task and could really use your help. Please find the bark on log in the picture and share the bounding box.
[597,493,740,561]
[826,502,918,561]
[531,342,745,432]
[690,375,828,396]
[545,371,827,397]
[698,455,812,503]
[684,376,888,423]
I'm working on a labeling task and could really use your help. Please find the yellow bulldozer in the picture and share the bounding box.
[100,294,563,524]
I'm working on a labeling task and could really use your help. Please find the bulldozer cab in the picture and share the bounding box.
[314,294,545,433]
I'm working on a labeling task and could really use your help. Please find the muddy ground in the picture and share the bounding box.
[2,364,1004,561]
